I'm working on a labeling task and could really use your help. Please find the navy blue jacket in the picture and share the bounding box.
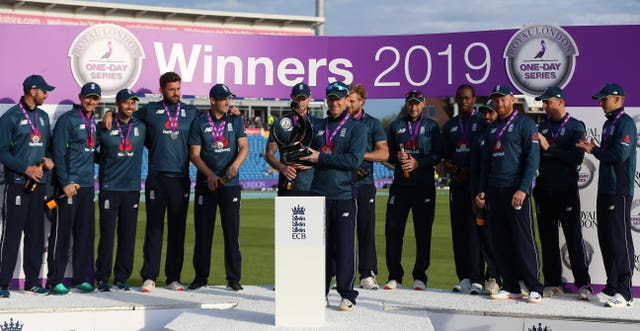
[387,115,442,187]
[135,100,198,177]
[536,114,585,191]
[0,98,51,184]
[97,117,146,191]
[479,110,539,193]
[310,110,366,200]
[353,110,387,186]
[591,108,637,196]
[442,111,484,186]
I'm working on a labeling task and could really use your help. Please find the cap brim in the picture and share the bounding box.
[406,97,424,103]
[489,92,509,98]
[82,93,101,98]
[291,93,310,98]
[118,96,139,102]
[592,93,606,99]
[43,85,55,92]
[479,106,494,112]
[326,93,346,99]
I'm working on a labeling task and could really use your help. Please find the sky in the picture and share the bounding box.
[85,0,640,118]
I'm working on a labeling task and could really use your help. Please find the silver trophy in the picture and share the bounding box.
[272,102,313,165]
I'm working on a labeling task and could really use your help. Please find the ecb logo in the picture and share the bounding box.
[68,24,146,98]
[504,25,579,95]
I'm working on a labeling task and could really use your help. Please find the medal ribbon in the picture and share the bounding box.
[18,103,39,139]
[115,118,133,150]
[457,110,475,145]
[546,113,571,142]
[603,110,624,145]
[495,110,518,142]
[407,117,421,148]
[207,112,226,143]
[354,110,365,120]
[163,102,181,132]
[77,106,95,146]
[324,113,349,151]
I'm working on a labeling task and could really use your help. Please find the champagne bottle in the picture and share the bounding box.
[399,144,412,178]
[476,208,486,226]
[24,159,46,193]
[45,193,67,210]
[217,176,228,186]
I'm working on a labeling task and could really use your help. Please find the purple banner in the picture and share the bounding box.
[0,24,637,106]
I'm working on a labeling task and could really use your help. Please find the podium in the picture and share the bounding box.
[274,196,325,327]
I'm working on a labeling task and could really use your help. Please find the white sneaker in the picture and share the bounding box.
[490,290,522,300]
[577,285,592,301]
[484,278,500,295]
[383,280,401,290]
[605,293,633,308]
[519,280,529,298]
[528,291,542,303]
[166,281,184,291]
[470,282,483,295]
[338,298,354,311]
[452,278,471,293]
[360,276,379,290]
[543,286,563,298]
[141,279,156,293]
[588,291,613,304]
[413,280,426,291]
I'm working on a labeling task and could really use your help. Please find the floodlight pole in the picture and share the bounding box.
[315,0,324,36]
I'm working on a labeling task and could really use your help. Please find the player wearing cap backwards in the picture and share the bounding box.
[442,84,485,295]
[94,89,146,292]
[577,83,636,308]
[533,86,592,300]
[102,71,199,293]
[187,84,248,292]
[265,82,319,196]
[469,100,501,295]
[47,82,102,295]
[0,75,55,297]
[383,89,442,292]
[475,84,544,303]
[346,83,389,291]
[301,81,366,312]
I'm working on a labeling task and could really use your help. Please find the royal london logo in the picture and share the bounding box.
[291,204,306,240]
[0,318,23,331]
[504,25,579,95]
[577,158,596,189]
[630,199,640,233]
[562,240,594,269]
[68,24,146,98]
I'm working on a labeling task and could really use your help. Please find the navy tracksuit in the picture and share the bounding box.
[533,114,591,288]
[590,107,636,301]
[49,106,98,287]
[442,112,484,285]
[478,110,543,295]
[94,117,146,285]
[0,99,51,289]
[469,120,500,283]
[353,111,387,280]
[385,115,442,285]
[310,110,366,304]
[189,113,246,285]
[137,100,198,285]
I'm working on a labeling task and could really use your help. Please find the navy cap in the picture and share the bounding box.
[80,82,101,98]
[405,89,425,103]
[478,100,495,112]
[209,83,236,99]
[291,82,311,98]
[535,86,566,101]
[116,88,139,102]
[23,74,55,92]
[489,84,513,98]
[592,83,625,99]
[325,81,349,99]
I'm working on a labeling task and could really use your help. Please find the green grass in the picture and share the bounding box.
[98,189,457,289]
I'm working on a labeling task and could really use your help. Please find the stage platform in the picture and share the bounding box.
[0,285,638,330]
